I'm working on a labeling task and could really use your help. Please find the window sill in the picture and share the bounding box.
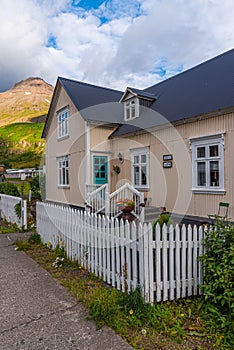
[192,188,226,195]
[58,135,69,141]
[58,185,70,189]
[134,186,149,191]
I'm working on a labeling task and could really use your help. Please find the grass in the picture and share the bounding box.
[12,235,233,350]
[0,122,45,168]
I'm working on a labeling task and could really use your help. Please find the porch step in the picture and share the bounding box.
[144,206,162,222]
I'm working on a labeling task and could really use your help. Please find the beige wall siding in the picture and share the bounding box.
[110,112,234,220]
[46,85,234,220]
[46,86,86,207]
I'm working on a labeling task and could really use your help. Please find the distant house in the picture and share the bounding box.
[42,48,234,223]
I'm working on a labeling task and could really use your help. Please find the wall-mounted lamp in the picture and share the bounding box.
[118,152,124,164]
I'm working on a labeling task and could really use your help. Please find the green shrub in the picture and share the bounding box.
[29,175,42,200]
[0,182,20,196]
[199,221,234,346]
[14,202,21,219]
[152,213,174,239]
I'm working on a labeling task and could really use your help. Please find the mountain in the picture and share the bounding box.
[0,77,53,169]
[0,77,53,127]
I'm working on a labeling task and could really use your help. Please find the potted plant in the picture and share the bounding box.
[116,198,134,213]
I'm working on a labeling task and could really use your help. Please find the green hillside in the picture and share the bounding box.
[0,122,45,169]
[0,77,53,169]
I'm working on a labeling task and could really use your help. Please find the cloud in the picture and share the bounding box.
[0,0,234,92]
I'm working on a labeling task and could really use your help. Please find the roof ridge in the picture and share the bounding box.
[145,47,234,92]
[58,76,123,94]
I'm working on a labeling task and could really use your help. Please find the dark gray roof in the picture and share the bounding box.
[44,49,234,138]
[59,77,123,123]
[120,87,157,101]
[145,48,234,121]
[112,48,234,137]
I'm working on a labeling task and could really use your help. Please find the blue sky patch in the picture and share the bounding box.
[72,0,106,11]
[46,35,57,49]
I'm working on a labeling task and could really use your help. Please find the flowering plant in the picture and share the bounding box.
[116,198,134,208]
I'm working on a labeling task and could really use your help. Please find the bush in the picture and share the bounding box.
[152,213,174,239]
[200,221,234,313]
[199,221,234,345]
[0,182,20,196]
[29,175,41,200]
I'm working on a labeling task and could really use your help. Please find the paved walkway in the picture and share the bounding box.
[0,233,133,350]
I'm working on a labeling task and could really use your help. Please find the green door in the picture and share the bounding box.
[93,156,108,185]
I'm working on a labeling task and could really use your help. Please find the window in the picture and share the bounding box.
[58,156,70,187]
[130,147,149,189]
[124,98,137,120]
[190,134,224,192]
[58,107,69,139]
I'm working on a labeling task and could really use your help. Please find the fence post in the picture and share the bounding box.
[139,192,145,223]
[23,200,27,229]
[105,188,110,217]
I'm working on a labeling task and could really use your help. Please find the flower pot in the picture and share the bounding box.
[121,205,134,213]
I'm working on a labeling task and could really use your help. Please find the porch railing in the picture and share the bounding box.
[85,182,145,221]
[85,183,109,214]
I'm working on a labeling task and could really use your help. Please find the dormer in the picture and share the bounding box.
[120,87,156,121]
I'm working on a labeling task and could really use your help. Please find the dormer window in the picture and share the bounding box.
[125,98,137,120]
[120,87,157,122]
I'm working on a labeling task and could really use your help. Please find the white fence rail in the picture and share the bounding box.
[0,194,27,228]
[36,202,204,303]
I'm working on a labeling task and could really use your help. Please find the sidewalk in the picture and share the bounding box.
[0,233,133,350]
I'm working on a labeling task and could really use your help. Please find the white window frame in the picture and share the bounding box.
[190,134,225,193]
[58,106,69,139]
[130,147,149,189]
[57,155,70,187]
[124,97,139,121]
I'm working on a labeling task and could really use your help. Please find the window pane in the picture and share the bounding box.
[131,101,135,118]
[141,166,147,185]
[197,147,205,158]
[210,161,219,186]
[134,155,139,164]
[209,145,218,157]
[134,166,139,185]
[197,162,206,186]
[141,154,146,163]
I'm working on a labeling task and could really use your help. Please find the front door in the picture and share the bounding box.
[93,155,108,185]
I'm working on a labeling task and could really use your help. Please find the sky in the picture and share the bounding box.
[0,0,234,92]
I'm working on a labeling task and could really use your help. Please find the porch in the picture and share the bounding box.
[85,183,210,226]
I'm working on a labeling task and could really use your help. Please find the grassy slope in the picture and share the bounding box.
[0,122,45,168]
[0,101,49,127]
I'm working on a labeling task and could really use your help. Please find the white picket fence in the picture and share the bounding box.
[36,202,204,303]
[0,194,27,228]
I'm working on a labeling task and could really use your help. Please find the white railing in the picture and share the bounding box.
[109,183,145,221]
[85,183,108,214]
[0,194,27,228]
[86,182,145,221]
[37,202,204,303]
